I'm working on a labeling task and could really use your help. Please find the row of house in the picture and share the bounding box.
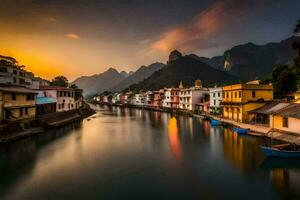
[94,79,300,135]
[94,80,209,112]
[0,61,83,130]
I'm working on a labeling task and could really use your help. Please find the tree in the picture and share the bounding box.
[50,76,69,87]
[272,65,298,98]
[69,84,79,89]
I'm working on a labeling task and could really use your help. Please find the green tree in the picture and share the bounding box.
[272,65,298,98]
[50,76,69,87]
[69,84,79,89]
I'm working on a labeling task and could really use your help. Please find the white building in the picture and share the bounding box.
[0,60,49,89]
[162,88,171,108]
[144,91,153,107]
[133,93,145,106]
[39,86,83,112]
[179,80,209,111]
[209,86,222,114]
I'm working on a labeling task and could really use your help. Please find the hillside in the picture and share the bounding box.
[73,68,126,96]
[110,62,165,92]
[199,36,300,80]
[127,56,240,91]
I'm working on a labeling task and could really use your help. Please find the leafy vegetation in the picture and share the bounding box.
[270,19,300,98]
[50,76,69,87]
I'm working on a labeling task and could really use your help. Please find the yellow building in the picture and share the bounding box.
[0,86,37,125]
[270,103,300,134]
[222,82,273,122]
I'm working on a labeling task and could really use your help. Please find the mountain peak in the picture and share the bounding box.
[168,49,183,63]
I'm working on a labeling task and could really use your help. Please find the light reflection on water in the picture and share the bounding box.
[0,105,299,199]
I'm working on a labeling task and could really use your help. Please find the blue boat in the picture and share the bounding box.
[211,119,221,126]
[261,146,300,158]
[232,127,248,135]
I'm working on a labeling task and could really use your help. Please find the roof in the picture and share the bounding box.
[36,97,57,105]
[272,103,300,119]
[0,86,38,94]
[249,101,290,114]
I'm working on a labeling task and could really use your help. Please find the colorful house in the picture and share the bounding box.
[39,86,83,112]
[145,91,153,107]
[179,80,209,111]
[152,90,164,108]
[222,82,273,122]
[0,86,37,125]
[163,88,179,109]
[269,103,300,134]
[133,92,145,107]
[209,86,222,115]
[36,91,57,116]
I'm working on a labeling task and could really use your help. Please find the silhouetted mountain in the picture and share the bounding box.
[199,36,300,80]
[127,55,240,91]
[73,67,125,96]
[110,62,165,92]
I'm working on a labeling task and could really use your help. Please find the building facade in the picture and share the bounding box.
[222,82,273,122]
[163,88,179,109]
[152,90,164,108]
[39,86,83,112]
[179,80,209,111]
[0,86,37,125]
[269,103,300,134]
[0,63,49,89]
[209,86,222,115]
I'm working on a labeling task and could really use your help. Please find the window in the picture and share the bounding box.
[234,92,237,98]
[239,91,242,98]
[214,100,216,106]
[26,94,34,101]
[13,70,17,75]
[25,108,28,115]
[283,117,288,128]
[226,92,229,98]
[13,77,17,83]
[12,93,16,100]
[218,92,220,97]
[20,108,23,117]
[252,91,256,98]
[213,93,215,98]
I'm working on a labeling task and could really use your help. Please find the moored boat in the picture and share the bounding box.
[210,119,221,126]
[232,127,248,135]
[261,146,300,158]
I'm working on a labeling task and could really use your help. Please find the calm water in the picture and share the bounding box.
[0,105,300,200]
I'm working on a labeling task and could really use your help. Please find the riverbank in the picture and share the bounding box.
[95,103,300,145]
[0,106,95,143]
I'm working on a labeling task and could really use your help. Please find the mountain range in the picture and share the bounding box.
[127,55,239,91]
[73,63,165,96]
[73,35,299,96]
[197,36,299,80]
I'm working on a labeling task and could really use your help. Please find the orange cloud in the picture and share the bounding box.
[151,0,261,52]
[66,33,80,40]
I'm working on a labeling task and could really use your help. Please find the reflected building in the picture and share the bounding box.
[168,117,182,161]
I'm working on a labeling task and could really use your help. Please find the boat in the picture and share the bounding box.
[232,127,248,135]
[210,119,221,126]
[261,145,300,158]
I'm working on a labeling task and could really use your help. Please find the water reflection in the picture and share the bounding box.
[223,129,264,174]
[0,105,300,199]
[168,117,182,161]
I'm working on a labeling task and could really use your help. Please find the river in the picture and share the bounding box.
[0,105,300,200]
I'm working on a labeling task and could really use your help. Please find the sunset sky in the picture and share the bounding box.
[0,0,299,81]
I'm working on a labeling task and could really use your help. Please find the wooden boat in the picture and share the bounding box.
[232,127,248,135]
[261,144,300,158]
[210,119,221,126]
